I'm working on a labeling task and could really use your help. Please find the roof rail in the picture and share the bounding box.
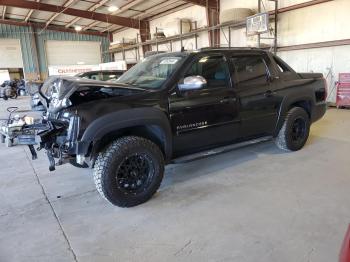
[198,47,264,51]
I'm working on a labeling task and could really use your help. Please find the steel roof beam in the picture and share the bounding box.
[24,0,40,22]
[0,19,108,36]
[182,0,218,9]
[45,0,77,27]
[65,0,109,28]
[99,0,145,32]
[83,20,101,31]
[0,0,146,29]
[2,6,6,19]
[79,0,144,32]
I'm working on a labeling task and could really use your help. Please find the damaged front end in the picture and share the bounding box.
[37,114,81,171]
[34,76,87,171]
[28,75,146,171]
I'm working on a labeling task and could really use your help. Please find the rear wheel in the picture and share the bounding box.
[275,107,310,151]
[93,136,164,207]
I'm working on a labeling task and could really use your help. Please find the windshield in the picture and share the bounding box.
[115,54,186,89]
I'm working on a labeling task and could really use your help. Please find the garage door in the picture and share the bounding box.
[45,40,101,66]
[0,39,23,68]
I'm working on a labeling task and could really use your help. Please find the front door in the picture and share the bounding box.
[169,54,240,157]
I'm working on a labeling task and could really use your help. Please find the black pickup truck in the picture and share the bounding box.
[34,48,327,207]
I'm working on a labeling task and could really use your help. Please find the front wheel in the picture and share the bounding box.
[93,136,164,207]
[275,107,310,151]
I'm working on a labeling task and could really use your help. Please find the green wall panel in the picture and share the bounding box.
[0,23,112,79]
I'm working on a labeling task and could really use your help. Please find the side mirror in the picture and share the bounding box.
[178,76,207,91]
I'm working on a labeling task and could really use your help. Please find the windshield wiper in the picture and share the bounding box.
[123,81,138,86]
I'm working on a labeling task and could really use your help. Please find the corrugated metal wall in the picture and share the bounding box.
[0,23,112,80]
[0,24,37,78]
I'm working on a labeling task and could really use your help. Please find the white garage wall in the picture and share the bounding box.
[0,39,23,68]
[221,0,324,11]
[112,5,209,63]
[149,5,209,51]
[219,0,350,102]
[221,0,350,47]
[278,0,350,46]
[111,0,349,102]
[279,45,350,103]
[45,40,102,66]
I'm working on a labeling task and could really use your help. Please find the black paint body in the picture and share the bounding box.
[39,49,327,166]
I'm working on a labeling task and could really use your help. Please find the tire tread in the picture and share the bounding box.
[93,136,164,207]
[275,107,310,151]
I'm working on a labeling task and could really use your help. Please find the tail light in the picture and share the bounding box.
[315,77,328,103]
[322,77,328,101]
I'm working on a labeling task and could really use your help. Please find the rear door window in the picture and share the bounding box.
[230,56,269,87]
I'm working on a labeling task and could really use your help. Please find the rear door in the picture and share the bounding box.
[230,54,281,137]
[169,53,240,156]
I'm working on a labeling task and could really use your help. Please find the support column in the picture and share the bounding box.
[140,20,151,57]
[207,0,220,47]
[30,25,41,80]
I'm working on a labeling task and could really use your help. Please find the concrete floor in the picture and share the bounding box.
[0,97,349,262]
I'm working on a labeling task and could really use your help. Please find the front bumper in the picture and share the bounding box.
[35,115,85,171]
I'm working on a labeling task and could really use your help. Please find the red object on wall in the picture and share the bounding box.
[336,73,350,107]
[340,225,350,262]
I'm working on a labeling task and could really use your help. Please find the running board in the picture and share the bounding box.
[171,136,273,164]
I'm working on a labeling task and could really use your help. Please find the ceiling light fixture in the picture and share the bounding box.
[108,6,119,12]
[75,25,82,31]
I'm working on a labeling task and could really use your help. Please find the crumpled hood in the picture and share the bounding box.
[39,76,147,113]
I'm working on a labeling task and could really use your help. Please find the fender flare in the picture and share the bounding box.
[79,107,173,161]
[274,94,314,137]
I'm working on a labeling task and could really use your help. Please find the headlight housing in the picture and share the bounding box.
[44,78,78,113]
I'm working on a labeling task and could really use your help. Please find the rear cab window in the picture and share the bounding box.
[273,55,292,73]
[230,55,271,88]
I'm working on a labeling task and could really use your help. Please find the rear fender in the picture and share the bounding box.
[274,94,314,137]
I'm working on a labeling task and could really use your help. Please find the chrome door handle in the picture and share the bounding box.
[220,97,237,103]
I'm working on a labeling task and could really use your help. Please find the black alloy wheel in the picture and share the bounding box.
[291,117,307,144]
[93,136,164,207]
[275,107,310,151]
[115,153,155,195]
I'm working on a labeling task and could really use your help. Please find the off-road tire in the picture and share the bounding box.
[0,135,5,143]
[275,107,310,151]
[93,136,164,207]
